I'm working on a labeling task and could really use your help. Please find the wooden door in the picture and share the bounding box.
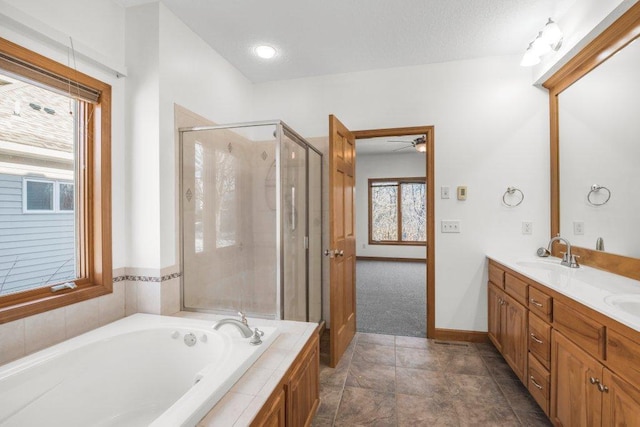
[601,368,640,427]
[487,282,503,352]
[502,293,527,383]
[551,330,603,427]
[328,115,356,368]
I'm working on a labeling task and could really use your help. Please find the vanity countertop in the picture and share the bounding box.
[487,253,640,332]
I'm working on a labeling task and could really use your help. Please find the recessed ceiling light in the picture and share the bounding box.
[254,45,276,59]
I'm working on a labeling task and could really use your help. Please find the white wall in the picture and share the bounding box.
[124,2,254,270]
[355,153,426,259]
[253,55,551,332]
[158,3,254,268]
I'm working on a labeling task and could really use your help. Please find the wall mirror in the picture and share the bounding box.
[544,3,640,280]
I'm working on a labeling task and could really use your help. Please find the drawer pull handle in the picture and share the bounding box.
[530,376,543,390]
[598,383,609,393]
[530,298,543,307]
[530,333,544,344]
[589,377,600,385]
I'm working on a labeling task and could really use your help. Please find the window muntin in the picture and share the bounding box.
[0,36,112,323]
[369,178,426,245]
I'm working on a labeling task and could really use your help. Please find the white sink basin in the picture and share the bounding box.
[515,259,567,272]
[604,294,640,317]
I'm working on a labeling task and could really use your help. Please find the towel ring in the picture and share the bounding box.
[587,184,611,206]
[502,187,524,207]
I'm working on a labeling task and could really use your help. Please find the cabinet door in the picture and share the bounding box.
[502,293,527,383]
[253,387,286,427]
[602,368,640,427]
[551,330,602,427]
[488,282,503,352]
[288,337,320,427]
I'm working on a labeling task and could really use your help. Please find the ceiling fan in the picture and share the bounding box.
[390,136,426,153]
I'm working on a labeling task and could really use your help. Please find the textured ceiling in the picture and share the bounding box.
[158,0,574,83]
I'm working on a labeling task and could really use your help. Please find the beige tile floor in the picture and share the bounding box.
[313,332,553,426]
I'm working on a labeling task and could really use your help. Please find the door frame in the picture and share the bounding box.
[352,126,435,339]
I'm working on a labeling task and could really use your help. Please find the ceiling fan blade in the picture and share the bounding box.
[392,146,413,152]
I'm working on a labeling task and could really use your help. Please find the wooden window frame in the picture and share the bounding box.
[0,37,112,324]
[368,177,427,246]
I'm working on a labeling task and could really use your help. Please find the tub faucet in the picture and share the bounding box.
[537,234,579,268]
[213,319,253,338]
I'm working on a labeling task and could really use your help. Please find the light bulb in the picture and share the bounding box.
[541,18,563,49]
[520,45,541,67]
[254,45,276,59]
[531,32,552,56]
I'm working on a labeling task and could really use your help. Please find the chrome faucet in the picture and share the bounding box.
[537,234,579,268]
[213,318,253,338]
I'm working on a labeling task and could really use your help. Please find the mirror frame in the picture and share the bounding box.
[543,2,640,281]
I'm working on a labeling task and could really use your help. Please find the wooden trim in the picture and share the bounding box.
[356,256,426,263]
[434,328,489,343]
[543,3,640,281]
[0,37,112,324]
[353,126,435,339]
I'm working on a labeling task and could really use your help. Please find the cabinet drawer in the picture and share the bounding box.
[528,313,551,369]
[527,353,550,416]
[607,328,640,386]
[489,262,505,288]
[553,300,605,359]
[505,274,528,306]
[528,287,552,322]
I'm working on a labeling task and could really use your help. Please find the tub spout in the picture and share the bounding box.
[213,319,253,338]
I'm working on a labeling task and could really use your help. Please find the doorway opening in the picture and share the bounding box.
[353,128,434,338]
[327,117,434,367]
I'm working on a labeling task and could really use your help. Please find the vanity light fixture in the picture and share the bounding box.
[254,45,277,59]
[415,140,426,153]
[520,18,563,67]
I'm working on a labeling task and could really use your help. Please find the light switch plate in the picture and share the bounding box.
[441,220,461,233]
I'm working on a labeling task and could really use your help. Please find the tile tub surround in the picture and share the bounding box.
[313,332,551,426]
[174,312,319,426]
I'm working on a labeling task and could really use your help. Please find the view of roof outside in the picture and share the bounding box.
[0,72,77,295]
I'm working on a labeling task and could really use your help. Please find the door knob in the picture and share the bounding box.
[324,249,344,258]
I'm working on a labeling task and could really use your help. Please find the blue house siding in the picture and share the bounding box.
[0,174,75,294]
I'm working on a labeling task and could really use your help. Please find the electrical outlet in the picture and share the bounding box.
[441,186,450,199]
[441,220,461,233]
[522,221,533,235]
[573,221,585,235]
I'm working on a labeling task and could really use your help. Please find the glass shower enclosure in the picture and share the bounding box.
[179,121,322,322]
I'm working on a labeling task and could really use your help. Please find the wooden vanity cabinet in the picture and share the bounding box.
[551,330,603,426]
[488,259,640,427]
[251,331,319,427]
[287,333,320,427]
[487,268,527,383]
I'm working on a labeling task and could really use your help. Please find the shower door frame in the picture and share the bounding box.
[178,120,323,322]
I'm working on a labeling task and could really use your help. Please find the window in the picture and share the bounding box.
[0,37,112,323]
[369,177,426,245]
[23,179,74,213]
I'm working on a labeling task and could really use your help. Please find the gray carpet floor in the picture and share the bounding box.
[355,260,426,337]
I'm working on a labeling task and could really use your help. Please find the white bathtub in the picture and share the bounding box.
[0,313,278,427]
